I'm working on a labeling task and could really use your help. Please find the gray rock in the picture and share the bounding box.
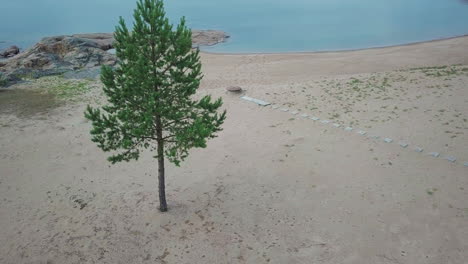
[0,34,118,84]
[332,123,341,128]
[0,45,20,58]
[191,30,230,47]
[399,142,408,148]
[445,156,456,163]
[62,67,102,79]
[429,152,440,158]
[344,127,353,131]
[291,111,299,115]
[72,33,115,50]
[226,86,243,92]
[107,49,116,55]
[280,108,289,112]
[320,120,330,124]
[464,162,468,167]
[357,130,367,136]
[414,147,424,153]
[300,113,309,118]
[1,30,229,85]
[310,116,319,121]
[383,138,393,143]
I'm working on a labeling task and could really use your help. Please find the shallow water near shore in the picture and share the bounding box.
[1,0,468,53]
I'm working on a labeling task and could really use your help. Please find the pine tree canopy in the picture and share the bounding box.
[85,0,226,167]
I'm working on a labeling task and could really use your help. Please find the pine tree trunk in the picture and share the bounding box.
[157,148,167,212]
[155,115,168,212]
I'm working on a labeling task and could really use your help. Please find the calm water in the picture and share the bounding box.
[1,0,468,53]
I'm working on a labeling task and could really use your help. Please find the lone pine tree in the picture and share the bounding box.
[85,0,226,212]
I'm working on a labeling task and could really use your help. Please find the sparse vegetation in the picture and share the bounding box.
[408,65,468,78]
[426,188,438,195]
[0,72,7,87]
[47,79,91,100]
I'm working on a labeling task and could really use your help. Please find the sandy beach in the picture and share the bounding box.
[1,36,468,264]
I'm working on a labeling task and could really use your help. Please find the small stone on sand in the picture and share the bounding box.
[272,105,279,109]
[300,113,309,118]
[280,108,289,112]
[357,130,367,136]
[399,142,408,148]
[384,138,393,143]
[344,127,353,131]
[332,123,341,128]
[321,120,330,124]
[445,156,456,163]
[429,152,440,158]
[464,162,468,167]
[226,86,243,92]
[310,117,319,121]
[415,147,424,153]
[291,111,299,115]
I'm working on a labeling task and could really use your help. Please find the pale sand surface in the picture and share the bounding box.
[1,36,468,263]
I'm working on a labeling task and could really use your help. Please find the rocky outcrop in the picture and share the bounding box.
[192,30,230,47]
[0,30,228,86]
[0,45,20,58]
[0,34,118,84]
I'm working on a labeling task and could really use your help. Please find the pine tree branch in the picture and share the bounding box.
[163,117,191,127]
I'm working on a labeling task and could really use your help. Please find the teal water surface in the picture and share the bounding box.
[1,0,468,53]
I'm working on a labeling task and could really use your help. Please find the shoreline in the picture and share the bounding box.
[2,26,468,264]
[200,34,468,56]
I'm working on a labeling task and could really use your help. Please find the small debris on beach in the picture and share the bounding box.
[399,142,408,148]
[357,130,367,136]
[384,138,393,143]
[310,116,319,121]
[344,127,353,131]
[415,147,424,153]
[240,96,270,106]
[429,152,440,158]
[445,156,456,163]
[226,86,243,93]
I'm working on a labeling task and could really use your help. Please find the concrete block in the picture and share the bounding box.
[240,96,271,106]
